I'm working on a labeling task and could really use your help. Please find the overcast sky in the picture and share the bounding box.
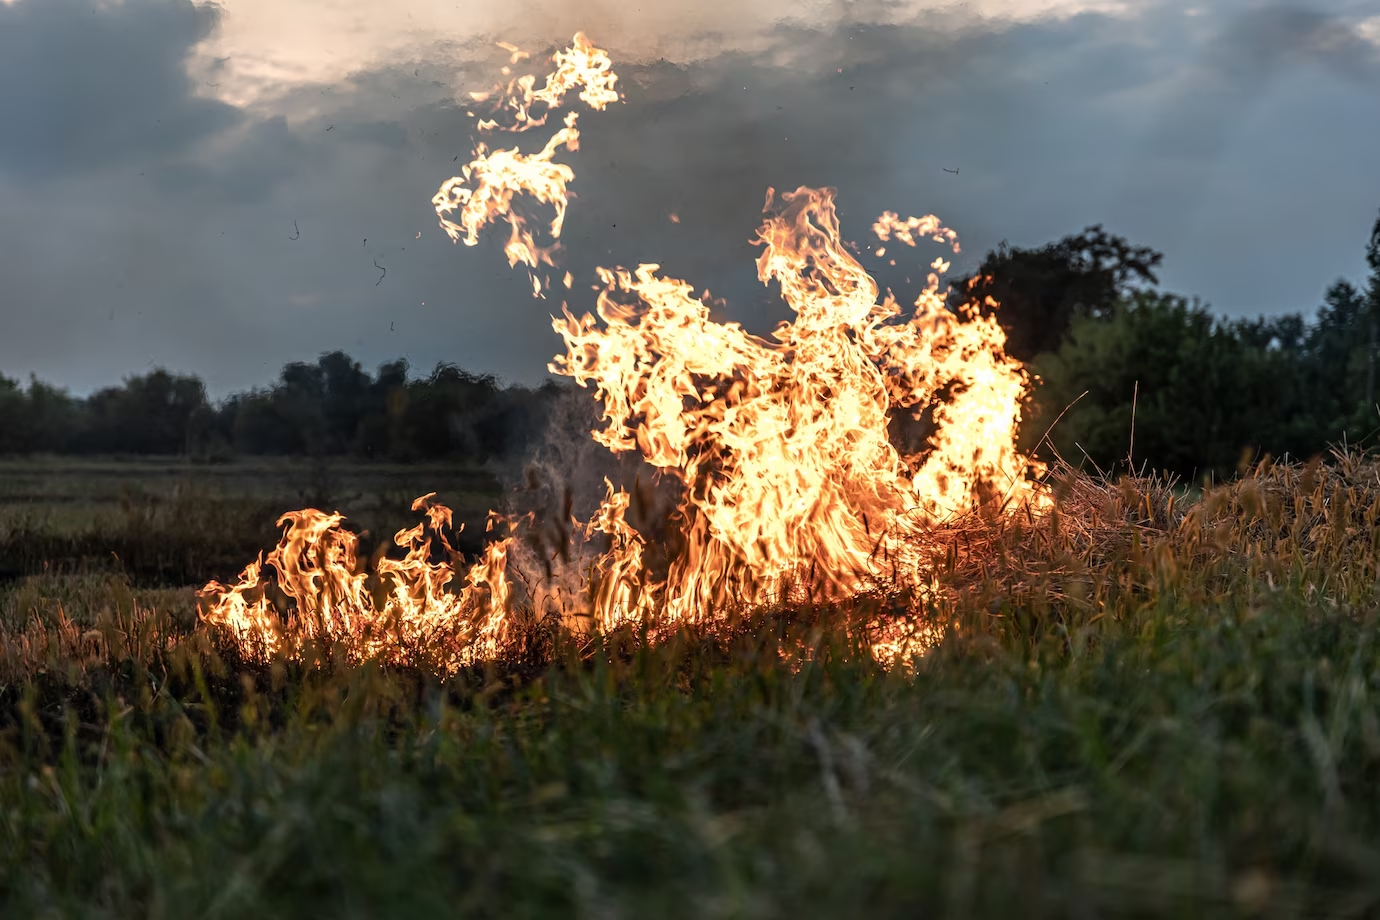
[1,0,1378,397]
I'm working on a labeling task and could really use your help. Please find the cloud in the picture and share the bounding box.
[190,0,1138,110]
[1102,3,1380,301]
[1135,4,1379,161]
[1360,15,1380,48]
[0,0,240,179]
[0,0,1377,399]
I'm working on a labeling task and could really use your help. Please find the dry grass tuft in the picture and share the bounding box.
[911,450,1380,645]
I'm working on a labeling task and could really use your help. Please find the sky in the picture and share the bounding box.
[0,0,1377,397]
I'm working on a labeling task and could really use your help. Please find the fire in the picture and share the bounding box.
[432,32,618,287]
[199,494,514,668]
[550,185,1041,630]
[199,33,1046,668]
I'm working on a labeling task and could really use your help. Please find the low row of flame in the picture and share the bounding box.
[198,33,1048,669]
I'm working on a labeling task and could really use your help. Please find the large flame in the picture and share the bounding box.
[200,33,1046,668]
[550,184,1042,630]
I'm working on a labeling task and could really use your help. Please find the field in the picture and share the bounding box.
[0,457,502,587]
[4,455,1380,917]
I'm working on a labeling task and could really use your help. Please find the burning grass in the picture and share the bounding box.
[7,31,1379,918]
[0,457,500,587]
[4,458,1380,915]
[201,35,1051,660]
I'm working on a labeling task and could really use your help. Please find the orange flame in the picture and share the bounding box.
[431,33,619,289]
[199,494,513,668]
[548,186,1042,632]
[200,33,1046,669]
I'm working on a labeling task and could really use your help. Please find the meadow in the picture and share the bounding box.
[0,457,502,587]
[3,454,1380,917]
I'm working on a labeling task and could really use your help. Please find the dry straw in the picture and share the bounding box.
[4,452,1380,681]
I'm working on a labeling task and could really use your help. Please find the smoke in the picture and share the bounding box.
[498,382,686,599]
[455,14,1031,342]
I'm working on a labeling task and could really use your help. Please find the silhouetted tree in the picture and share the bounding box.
[26,378,84,453]
[395,365,502,461]
[0,375,28,454]
[359,359,409,458]
[1298,280,1370,442]
[959,226,1163,362]
[316,351,373,452]
[84,370,209,454]
[1029,291,1301,478]
[212,353,558,462]
[1365,209,1380,406]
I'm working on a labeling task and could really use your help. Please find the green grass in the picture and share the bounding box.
[2,457,1380,916]
[0,457,501,585]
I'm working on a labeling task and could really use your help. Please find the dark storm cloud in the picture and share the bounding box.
[156,116,313,204]
[0,0,239,179]
[1208,4,1378,87]
[1129,5,1379,165]
[1105,3,1380,310]
[0,0,1377,397]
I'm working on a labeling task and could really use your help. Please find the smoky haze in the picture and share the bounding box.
[0,0,1377,397]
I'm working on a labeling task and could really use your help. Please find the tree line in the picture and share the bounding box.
[977,208,1380,480]
[0,354,562,463]
[2,206,1378,479]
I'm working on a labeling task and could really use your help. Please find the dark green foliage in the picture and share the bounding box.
[0,374,85,454]
[0,352,565,464]
[959,224,1164,362]
[0,368,217,456]
[1026,284,1380,480]
[83,369,213,455]
[1028,292,1309,478]
[1022,208,1380,480]
[219,354,563,462]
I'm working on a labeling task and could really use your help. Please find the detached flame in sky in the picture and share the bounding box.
[200,33,1046,667]
[431,32,618,289]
